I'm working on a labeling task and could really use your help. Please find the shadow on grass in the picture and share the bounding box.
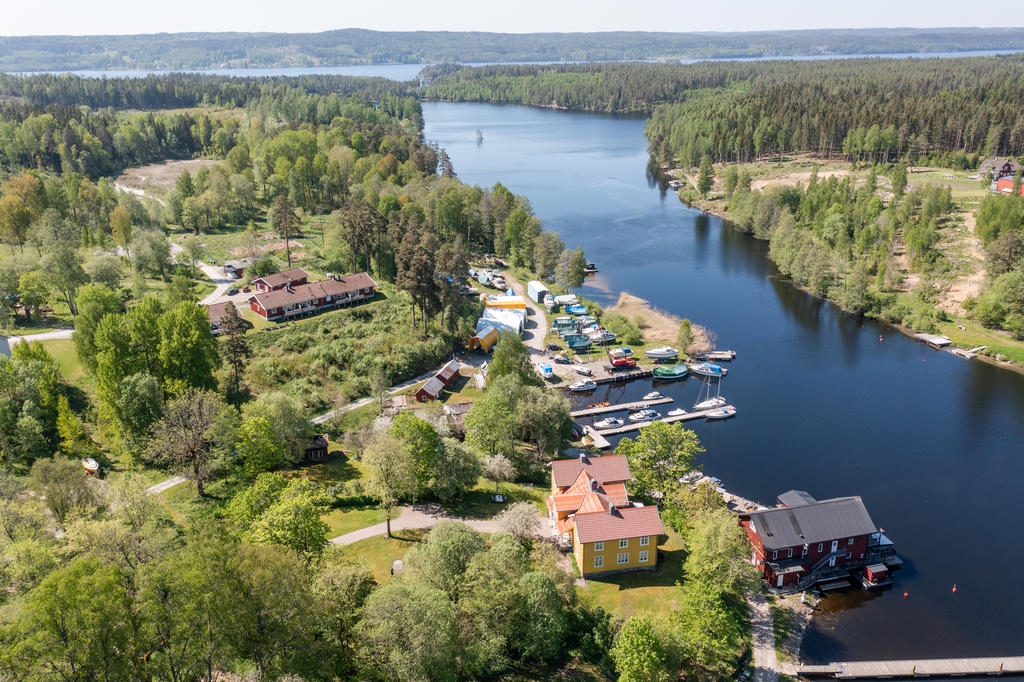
[593,544,688,593]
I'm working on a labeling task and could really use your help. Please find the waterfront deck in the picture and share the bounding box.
[570,397,674,417]
[798,655,1024,679]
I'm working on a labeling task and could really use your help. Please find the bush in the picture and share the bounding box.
[603,313,642,345]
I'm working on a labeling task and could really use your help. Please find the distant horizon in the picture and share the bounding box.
[5,0,1024,37]
[3,26,1024,39]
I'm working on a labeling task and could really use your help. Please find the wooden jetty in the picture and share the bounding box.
[694,350,736,361]
[583,405,737,447]
[797,655,1024,679]
[570,397,674,418]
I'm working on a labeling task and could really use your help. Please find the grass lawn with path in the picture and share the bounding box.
[336,528,428,583]
[576,527,686,617]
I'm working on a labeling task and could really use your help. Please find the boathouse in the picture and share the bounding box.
[741,491,899,591]
[547,454,664,577]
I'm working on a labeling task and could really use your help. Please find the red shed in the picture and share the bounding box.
[414,359,462,402]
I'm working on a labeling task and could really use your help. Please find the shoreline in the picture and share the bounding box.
[677,189,1024,376]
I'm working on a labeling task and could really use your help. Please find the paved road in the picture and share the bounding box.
[503,273,548,352]
[145,475,189,496]
[167,241,239,306]
[4,327,75,349]
[329,503,502,545]
[747,590,780,682]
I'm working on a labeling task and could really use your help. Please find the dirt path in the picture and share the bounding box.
[328,503,504,545]
[938,211,987,315]
[502,272,548,352]
[746,590,780,682]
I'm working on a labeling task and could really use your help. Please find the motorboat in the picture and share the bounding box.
[652,364,688,380]
[667,408,688,417]
[576,315,597,326]
[568,380,597,392]
[584,262,598,273]
[706,406,737,420]
[693,396,727,410]
[538,363,554,381]
[608,346,633,357]
[645,346,679,360]
[687,362,727,378]
[593,416,624,429]
[574,366,593,376]
[628,409,661,422]
[642,391,664,400]
[565,304,588,315]
[589,330,617,343]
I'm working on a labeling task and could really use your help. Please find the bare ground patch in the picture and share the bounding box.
[114,159,219,199]
[750,168,851,191]
[607,292,681,343]
[937,211,987,316]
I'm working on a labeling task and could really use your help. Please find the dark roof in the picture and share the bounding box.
[252,267,309,289]
[551,454,631,488]
[749,497,878,550]
[437,359,461,382]
[777,490,817,507]
[575,505,664,544]
[206,301,234,325]
[249,273,376,311]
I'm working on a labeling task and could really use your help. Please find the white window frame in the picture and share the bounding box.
[787,548,793,558]
[593,541,604,551]
[619,538,629,549]
[772,550,778,560]
[639,550,649,563]
[817,543,824,553]
[617,552,629,565]
[848,537,855,545]
[640,535,650,546]
[593,555,603,568]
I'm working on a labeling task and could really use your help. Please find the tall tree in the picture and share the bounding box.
[697,156,715,197]
[146,389,232,497]
[361,431,417,538]
[158,302,220,394]
[614,421,704,498]
[270,194,299,267]
[220,302,250,397]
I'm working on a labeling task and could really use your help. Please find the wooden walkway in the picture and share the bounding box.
[583,405,737,449]
[570,397,674,417]
[797,655,1024,679]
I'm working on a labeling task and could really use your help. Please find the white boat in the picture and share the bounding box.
[706,406,737,420]
[693,375,727,409]
[687,362,727,378]
[667,408,688,417]
[694,396,727,410]
[608,346,633,357]
[589,330,616,343]
[645,346,679,360]
[574,365,593,376]
[576,315,597,326]
[628,409,661,422]
[593,417,624,429]
[643,391,663,400]
[568,380,597,392]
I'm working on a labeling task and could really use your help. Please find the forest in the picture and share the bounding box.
[2,27,1024,71]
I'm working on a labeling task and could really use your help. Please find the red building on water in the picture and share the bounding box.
[741,490,899,592]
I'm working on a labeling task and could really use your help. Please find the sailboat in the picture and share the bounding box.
[693,377,727,410]
[476,129,484,142]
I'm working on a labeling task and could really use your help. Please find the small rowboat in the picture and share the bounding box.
[82,458,99,474]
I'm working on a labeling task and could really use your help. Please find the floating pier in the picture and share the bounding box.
[693,350,737,361]
[570,397,674,417]
[583,405,737,447]
[797,655,1024,679]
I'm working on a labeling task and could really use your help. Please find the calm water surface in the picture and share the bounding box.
[423,101,1024,664]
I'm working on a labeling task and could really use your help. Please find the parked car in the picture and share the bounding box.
[227,288,239,296]
[242,286,251,293]
[547,343,563,351]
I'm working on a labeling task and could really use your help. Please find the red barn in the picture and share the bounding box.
[414,359,461,402]
[251,268,309,293]
[248,272,376,321]
[741,491,899,591]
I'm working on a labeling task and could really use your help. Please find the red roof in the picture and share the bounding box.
[437,359,461,383]
[252,267,309,290]
[551,454,631,488]
[206,301,234,325]
[574,505,664,544]
[249,272,376,311]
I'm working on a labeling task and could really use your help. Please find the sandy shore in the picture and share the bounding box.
[607,292,681,342]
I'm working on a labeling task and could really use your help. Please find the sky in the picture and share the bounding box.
[3,0,1023,36]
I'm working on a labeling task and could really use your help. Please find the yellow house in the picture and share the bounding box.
[546,454,664,577]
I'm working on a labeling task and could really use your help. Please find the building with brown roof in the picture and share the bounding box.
[248,272,376,321]
[547,453,664,577]
[206,301,235,335]
[251,267,310,293]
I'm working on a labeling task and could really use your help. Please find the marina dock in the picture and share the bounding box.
[797,655,1024,679]
[570,397,674,417]
[584,405,737,448]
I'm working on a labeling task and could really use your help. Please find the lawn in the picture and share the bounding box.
[576,527,686,617]
[321,506,391,539]
[449,476,548,519]
[336,528,428,583]
[241,307,277,331]
[39,338,85,382]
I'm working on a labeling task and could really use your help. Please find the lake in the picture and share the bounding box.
[422,101,1024,665]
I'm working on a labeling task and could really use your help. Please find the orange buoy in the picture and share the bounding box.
[903,592,909,598]
[952,584,957,593]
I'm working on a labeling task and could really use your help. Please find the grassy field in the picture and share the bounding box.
[322,506,390,539]
[336,528,428,583]
[576,527,686,617]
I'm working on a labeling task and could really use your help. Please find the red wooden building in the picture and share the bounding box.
[251,268,310,293]
[741,491,899,591]
[414,359,461,402]
[248,272,376,321]
[996,177,1024,197]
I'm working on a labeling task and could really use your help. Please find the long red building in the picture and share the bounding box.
[741,490,899,591]
[248,272,376,321]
